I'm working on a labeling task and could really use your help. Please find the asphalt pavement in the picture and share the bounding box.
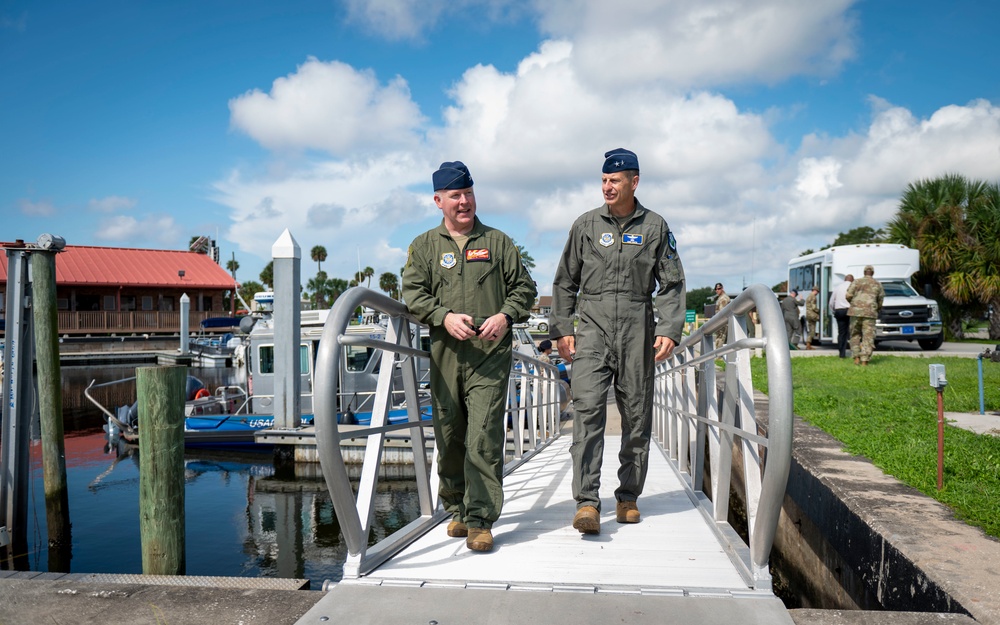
[789,340,991,359]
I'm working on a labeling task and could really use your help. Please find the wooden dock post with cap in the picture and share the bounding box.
[137,365,187,575]
[31,249,72,572]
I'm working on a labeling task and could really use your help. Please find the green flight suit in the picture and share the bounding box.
[550,200,685,512]
[402,217,536,529]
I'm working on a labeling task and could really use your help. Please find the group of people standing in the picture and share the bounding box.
[785,265,885,364]
[402,148,685,552]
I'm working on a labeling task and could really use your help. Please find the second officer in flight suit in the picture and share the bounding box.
[550,148,686,535]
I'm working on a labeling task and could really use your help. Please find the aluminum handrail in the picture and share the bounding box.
[655,282,792,590]
[313,287,562,578]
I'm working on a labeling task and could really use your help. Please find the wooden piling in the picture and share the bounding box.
[137,365,186,575]
[30,251,72,572]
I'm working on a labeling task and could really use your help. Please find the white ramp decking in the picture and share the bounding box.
[296,424,795,625]
[364,432,748,591]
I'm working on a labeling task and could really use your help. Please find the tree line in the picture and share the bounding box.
[220,241,537,315]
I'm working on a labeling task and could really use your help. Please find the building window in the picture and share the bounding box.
[103,295,116,311]
[57,298,69,310]
[142,296,154,311]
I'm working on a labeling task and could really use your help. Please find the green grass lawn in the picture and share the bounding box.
[751,354,1000,538]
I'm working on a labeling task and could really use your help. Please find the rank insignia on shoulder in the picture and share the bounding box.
[599,233,615,247]
[440,252,457,269]
[465,248,490,262]
[623,233,643,245]
[667,231,677,252]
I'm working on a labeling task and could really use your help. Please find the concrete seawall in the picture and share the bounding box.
[758,391,1000,624]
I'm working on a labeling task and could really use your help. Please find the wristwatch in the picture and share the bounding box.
[502,313,513,328]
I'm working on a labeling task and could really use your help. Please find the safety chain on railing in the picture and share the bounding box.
[654,283,793,590]
[312,287,563,579]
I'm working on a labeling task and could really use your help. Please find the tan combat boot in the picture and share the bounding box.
[447,519,468,537]
[572,506,600,534]
[616,501,641,523]
[466,528,493,552]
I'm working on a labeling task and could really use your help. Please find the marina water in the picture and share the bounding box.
[23,365,422,588]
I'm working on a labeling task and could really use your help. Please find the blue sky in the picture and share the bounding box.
[3,0,999,298]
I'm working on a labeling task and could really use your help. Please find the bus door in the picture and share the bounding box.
[821,266,834,342]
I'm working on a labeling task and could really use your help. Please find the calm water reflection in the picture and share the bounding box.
[24,365,422,587]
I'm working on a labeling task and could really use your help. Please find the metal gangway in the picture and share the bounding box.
[298,284,794,624]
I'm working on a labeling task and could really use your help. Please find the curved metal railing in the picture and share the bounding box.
[313,287,562,578]
[654,282,793,590]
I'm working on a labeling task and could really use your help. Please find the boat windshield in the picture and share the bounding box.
[258,344,311,374]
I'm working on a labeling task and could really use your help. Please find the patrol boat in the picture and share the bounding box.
[88,293,432,449]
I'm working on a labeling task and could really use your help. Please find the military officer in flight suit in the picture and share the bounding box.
[402,161,537,552]
[550,148,686,535]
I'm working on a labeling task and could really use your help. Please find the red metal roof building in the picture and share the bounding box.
[1,243,237,335]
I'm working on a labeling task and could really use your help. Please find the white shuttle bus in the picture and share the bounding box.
[787,244,944,350]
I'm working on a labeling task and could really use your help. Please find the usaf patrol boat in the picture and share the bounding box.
[88,295,432,449]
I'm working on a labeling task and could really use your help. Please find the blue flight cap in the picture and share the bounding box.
[602,148,639,173]
[432,161,474,191]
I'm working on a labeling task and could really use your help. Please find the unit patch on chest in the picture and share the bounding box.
[623,233,643,245]
[440,252,457,269]
[465,248,491,262]
[599,233,615,247]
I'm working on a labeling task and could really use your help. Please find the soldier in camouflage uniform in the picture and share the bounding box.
[846,265,884,366]
[713,283,731,349]
[804,285,820,349]
[402,161,537,552]
[551,148,685,535]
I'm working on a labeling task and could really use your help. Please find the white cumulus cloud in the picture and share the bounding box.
[229,58,426,155]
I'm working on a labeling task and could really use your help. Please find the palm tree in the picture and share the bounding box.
[238,280,264,310]
[310,245,327,273]
[513,239,535,271]
[307,270,329,309]
[259,261,274,290]
[328,277,349,305]
[379,272,399,299]
[363,266,374,288]
[225,257,239,281]
[887,175,1000,339]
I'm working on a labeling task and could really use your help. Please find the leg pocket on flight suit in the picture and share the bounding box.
[471,385,505,472]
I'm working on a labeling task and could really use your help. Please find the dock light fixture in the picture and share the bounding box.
[929,364,947,389]
[36,234,66,251]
